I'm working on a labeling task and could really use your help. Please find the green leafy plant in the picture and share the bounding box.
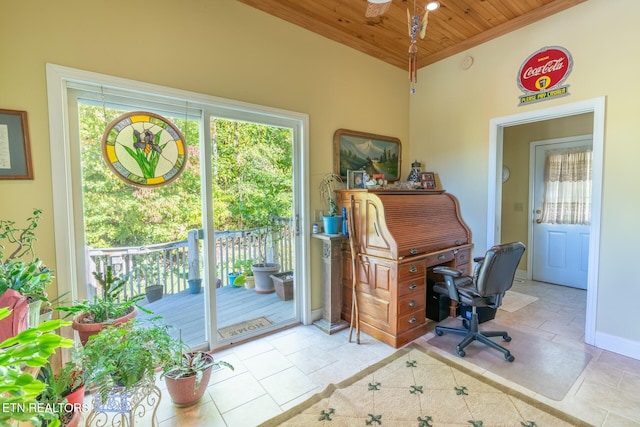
[0,308,73,427]
[231,259,254,287]
[37,360,84,404]
[57,265,150,323]
[233,259,254,276]
[80,318,178,402]
[36,358,85,426]
[162,351,234,391]
[0,209,54,302]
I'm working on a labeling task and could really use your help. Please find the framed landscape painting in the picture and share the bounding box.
[333,129,401,181]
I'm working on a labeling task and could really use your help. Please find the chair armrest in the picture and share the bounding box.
[433,266,463,278]
[473,256,485,263]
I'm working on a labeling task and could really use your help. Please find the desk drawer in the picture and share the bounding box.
[398,292,425,316]
[424,250,455,267]
[398,261,425,281]
[397,309,426,333]
[397,276,425,297]
[455,248,471,266]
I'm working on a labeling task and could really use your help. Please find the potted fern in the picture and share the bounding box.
[80,318,177,403]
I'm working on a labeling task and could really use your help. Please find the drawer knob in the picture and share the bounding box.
[408,317,417,324]
[409,283,417,290]
[438,254,446,260]
[409,300,416,308]
[409,265,418,273]
[409,248,418,255]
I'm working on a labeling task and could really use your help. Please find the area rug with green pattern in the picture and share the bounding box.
[260,344,590,426]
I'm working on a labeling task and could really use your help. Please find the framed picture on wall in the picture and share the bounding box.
[333,129,401,181]
[0,109,33,180]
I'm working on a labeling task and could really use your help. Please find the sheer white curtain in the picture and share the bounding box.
[541,148,592,225]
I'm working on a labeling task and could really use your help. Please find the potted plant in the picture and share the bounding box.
[319,172,344,234]
[133,257,165,303]
[231,259,255,289]
[251,262,280,294]
[39,291,70,324]
[0,308,73,427]
[0,209,55,329]
[80,318,178,403]
[162,348,234,407]
[56,265,150,345]
[270,271,294,301]
[37,359,85,427]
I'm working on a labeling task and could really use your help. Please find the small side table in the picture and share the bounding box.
[312,233,349,334]
[85,379,161,426]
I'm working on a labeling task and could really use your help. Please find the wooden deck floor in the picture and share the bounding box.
[138,285,295,348]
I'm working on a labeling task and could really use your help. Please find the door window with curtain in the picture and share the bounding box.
[540,148,592,225]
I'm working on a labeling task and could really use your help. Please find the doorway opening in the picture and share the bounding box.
[488,97,605,346]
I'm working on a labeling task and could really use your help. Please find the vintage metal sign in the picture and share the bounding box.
[517,46,573,105]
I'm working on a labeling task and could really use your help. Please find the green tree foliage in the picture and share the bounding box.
[79,106,292,248]
[212,119,292,230]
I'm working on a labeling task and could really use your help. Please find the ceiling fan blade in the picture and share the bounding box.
[365,0,391,18]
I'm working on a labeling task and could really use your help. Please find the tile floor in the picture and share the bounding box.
[85,280,640,426]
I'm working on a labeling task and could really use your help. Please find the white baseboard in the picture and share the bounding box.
[595,331,640,361]
[308,308,323,325]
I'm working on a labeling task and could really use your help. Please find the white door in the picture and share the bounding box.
[531,137,591,289]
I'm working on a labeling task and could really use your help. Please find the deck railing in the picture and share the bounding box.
[87,218,294,299]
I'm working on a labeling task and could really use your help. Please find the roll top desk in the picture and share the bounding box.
[337,189,472,348]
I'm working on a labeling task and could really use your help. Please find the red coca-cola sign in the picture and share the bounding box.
[518,46,572,93]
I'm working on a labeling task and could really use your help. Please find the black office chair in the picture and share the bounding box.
[433,242,525,362]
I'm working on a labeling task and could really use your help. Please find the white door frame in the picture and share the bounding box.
[487,97,605,346]
[45,63,312,349]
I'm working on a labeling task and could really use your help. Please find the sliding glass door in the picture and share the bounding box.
[50,66,308,351]
[208,117,296,344]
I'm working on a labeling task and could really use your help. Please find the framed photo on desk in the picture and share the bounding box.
[420,172,436,190]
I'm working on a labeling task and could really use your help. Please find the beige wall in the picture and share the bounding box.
[0,0,409,313]
[410,0,640,351]
[2,0,640,356]
[501,113,594,270]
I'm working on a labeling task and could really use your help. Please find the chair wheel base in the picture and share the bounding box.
[457,349,466,357]
[505,353,514,362]
[503,335,511,342]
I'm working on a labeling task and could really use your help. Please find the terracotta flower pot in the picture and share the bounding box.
[64,384,85,407]
[72,306,137,345]
[164,353,214,407]
[61,407,81,427]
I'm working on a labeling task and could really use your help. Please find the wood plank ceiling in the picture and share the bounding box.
[238,0,586,70]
